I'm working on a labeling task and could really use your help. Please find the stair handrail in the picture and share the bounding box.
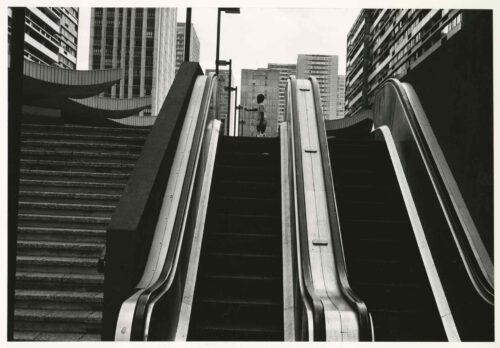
[375,78,493,305]
[309,76,373,341]
[286,76,327,340]
[115,73,218,340]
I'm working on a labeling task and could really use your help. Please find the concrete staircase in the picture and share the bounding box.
[14,123,150,341]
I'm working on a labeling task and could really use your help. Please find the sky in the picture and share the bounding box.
[76,7,360,90]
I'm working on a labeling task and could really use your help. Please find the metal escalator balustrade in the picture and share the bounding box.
[282,76,372,341]
[371,79,493,341]
[329,135,448,341]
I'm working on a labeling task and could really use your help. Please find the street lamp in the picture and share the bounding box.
[236,104,243,136]
[215,7,240,75]
[219,59,232,135]
[225,85,237,136]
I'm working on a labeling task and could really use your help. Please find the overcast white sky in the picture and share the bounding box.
[76,7,360,89]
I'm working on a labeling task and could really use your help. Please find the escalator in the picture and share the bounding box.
[330,135,446,341]
[188,136,283,341]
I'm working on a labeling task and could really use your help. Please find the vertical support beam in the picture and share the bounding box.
[184,8,192,62]
[215,9,221,75]
[233,86,238,136]
[8,7,25,342]
[227,59,232,136]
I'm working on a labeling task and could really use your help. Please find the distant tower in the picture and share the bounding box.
[297,54,339,120]
[89,8,177,116]
[240,68,280,137]
[8,7,79,69]
[175,22,200,74]
[267,63,297,123]
[336,75,346,118]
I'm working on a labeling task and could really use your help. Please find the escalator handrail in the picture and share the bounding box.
[127,73,218,340]
[287,76,326,340]
[377,78,493,305]
[309,77,373,341]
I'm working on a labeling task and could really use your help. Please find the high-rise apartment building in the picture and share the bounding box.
[8,7,79,69]
[240,68,280,137]
[267,63,296,123]
[175,22,200,74]
[336,75,346,118]
[297,54,339,120]
[345,9,465,116]
[89,8,177,116]
[206,68,233,135]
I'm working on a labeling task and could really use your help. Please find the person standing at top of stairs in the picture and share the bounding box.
[245,94,267,137]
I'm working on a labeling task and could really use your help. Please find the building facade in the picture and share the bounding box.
[89,8,177,116]
[297,54,339,120]
[175,22,200,74]
[8,7,79,69]
[336,75,346,118]
[206,68,233,135]
[240,68,280,137]
[267,63,296,123]
[345,9,464,116]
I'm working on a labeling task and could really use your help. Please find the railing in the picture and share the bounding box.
[113,73,218,340]
[372,78,493,340]
[283,76,372,341]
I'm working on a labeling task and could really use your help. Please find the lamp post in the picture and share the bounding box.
[184,8,192,62]
[236,104,243,137]
[225,84,237,136]
[219,59,232,135]
[215,8,240,75]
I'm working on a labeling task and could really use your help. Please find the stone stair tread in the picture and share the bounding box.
[20,178,126,189]
[14,331,101,341]
[22,131,146,142]
[20,169,130,179]
[18,240,103,251]
[15,289,102,302]
[22,140,144,151]
[21,148,140,159]
[17,255,98,267]
[19,190,121,200]
[19,226,105,234]
[16,271,103,284]
[21,159,136,169]
[22,122,150,135]
[19,213,110,223]
[15,308,102,322]
[19,201,116,211]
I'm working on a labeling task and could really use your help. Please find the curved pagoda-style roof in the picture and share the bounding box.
[64,96,152,120]
[22,59,122,100]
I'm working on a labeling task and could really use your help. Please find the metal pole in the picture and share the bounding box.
[227,59,232,136]
[234,86,238,136]
[215,9,221,75]
[9,7,25,342]
[184,8,191,62]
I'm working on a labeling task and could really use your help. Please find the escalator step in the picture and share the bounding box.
[212,180,280,200]
[214,165,279,183]
[210,196,280,216]
[205,213,281,236]
[189,323,283,341]
[204,232,281,255]
[199,252,282,278]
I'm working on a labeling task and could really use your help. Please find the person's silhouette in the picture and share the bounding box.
[245,94,267,137]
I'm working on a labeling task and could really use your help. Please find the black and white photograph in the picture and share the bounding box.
[4,0,496,343]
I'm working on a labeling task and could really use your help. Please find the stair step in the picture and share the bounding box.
[17,240,103,258]
[21,131,147,145]
[20,179,126,194]
[14,309,102,334]
[14,331,100,341]
[22,140,144,153]
[21,149,140,163]
[18,213,110,229]
[211,196,280,216]
[217,151,278,167]
[16,255,98,273]
[220,136,280,154]
[189,322,283,341]
[339,219,413,241]
[22,123,150,136]
[21,159,135,173]
[213,180,280,199]
[18,226,106,243]
[20,169,130,183]
[206,213,281,236]
[214,165,279,182]
[16,272,103,291]
[19,201,116,217]
[15,289,102,310]
[196,274,282,303]
[204,232,281,255]
[199,252,282,277]
[19,190,121,204]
